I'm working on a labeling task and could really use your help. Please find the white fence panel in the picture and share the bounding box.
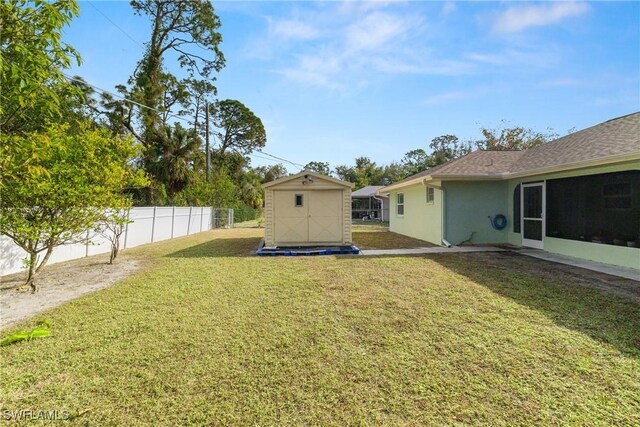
[0,206,217,277]
[125,207,155,248]
[172,207,191,238]
[152,207,174,243]
[0,236,26,275]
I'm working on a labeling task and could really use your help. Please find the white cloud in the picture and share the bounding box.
[279,52,343,90]
[441,2,456,17]
[268,18,320,40]
[253,3,474,90]
[493,2,590,33]
[467,46,561,69]
[345,11,415,52]
[371,57,473,76]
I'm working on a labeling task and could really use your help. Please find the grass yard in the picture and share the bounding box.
[1,228,639,425]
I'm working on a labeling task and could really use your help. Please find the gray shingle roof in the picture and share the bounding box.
[352,186,387,197]
[510,112,640,174]
[385,112,639,190]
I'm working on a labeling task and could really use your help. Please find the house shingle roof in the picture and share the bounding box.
[352,186,387,197]
[384,112,639,190]
[510,112,640,174]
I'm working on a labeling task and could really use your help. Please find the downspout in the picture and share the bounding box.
[422,178,451,247]
[441,185,452,247]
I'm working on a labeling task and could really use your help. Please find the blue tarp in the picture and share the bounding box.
[256,245,360,256]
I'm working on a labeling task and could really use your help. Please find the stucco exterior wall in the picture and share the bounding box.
[386,160,639,269]
[388,184,442,245]
[443,181,510,245]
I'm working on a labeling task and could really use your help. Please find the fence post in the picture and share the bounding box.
[85,229,90,257]
[171,206,175,238]
[123,209,131,249]
[200,207,204,232]
[150,206,157,243]
[187,207,192,235]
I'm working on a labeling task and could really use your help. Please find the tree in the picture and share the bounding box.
[147,123,201,200]
[212,99,267,160]
[303,161,331,176]
[336,157,384,189]
[381,162,408,184]
[0,124,147,291]
[476,122,557,151]
[253,164,288,183]
[129,0,224,138]
[95,0,226,204]
[239,171,264,209]
[429,135,472,166]
[0,0,82,134]
[98,203,133,265]
[334,165,356,183]
[401,149,430,175]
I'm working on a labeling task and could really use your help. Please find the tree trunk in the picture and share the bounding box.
[35,245,54,273]
[109,241,119,264]
[26,252,37,293]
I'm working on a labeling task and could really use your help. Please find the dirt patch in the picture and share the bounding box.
[461,251,640,304]
[353,230,436,250]
[0,255,141,330]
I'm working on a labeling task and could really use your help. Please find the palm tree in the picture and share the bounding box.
[148,123,201,200]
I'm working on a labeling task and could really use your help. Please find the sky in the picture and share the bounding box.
[64,1,640,171]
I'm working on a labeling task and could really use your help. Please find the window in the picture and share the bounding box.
[426,187,434,204]
[513,184,521,233]
[295,194,303,207]
[396,193,404,216]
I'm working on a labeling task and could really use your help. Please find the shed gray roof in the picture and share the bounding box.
[384,112,639,190]
[352,186,387,197]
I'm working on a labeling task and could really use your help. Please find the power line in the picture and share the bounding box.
[86,1,145,49]
[61,72,192,125]
[60,72,304,170]
[256,149,305,169]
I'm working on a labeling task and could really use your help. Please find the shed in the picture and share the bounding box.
[263,171,353,248]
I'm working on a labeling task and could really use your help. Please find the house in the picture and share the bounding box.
[379,113,640,269]
[263,171,353,248]
[351,186,389,221]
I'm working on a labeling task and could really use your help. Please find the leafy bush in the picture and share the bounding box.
[234,204,262,223]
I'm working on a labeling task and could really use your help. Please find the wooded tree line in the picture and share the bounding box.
[302,126,558,190]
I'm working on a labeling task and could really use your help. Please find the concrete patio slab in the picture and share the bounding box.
[519,249,640,282]
[360,246,506,256]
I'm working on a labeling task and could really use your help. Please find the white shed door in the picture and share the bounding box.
[308,190,342,243]
[274,190,342,244]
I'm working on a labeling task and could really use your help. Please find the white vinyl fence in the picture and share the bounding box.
[0,207,233,277]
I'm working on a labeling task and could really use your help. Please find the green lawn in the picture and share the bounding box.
[2,228,639,425]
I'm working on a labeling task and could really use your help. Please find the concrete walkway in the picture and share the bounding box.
[519,249,640,282]
[360,246,506,256]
